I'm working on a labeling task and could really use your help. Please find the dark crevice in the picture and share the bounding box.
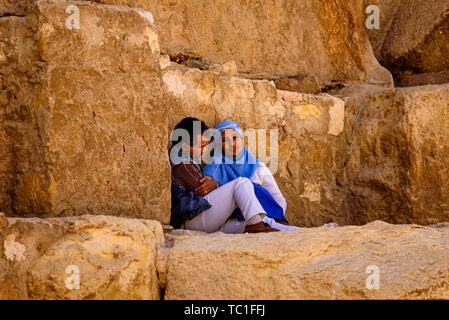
[160,287,165,300]
[0,13,26,18]
[166,52,213,70]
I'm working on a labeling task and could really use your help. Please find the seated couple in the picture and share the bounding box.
[169,117,300,234]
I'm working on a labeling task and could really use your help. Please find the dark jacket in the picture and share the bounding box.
[169,148,212,229]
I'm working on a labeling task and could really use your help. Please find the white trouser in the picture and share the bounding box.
[184,177,265,234]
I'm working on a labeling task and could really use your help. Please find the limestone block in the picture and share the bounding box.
[0,215,164,299]
[0,0,171,222]
[339,83,449,224]
[165,221,449,299]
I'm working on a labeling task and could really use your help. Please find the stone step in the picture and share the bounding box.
[1,213,448,299]
[165,220,449,300]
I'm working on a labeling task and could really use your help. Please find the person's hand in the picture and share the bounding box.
[194,177,218,197]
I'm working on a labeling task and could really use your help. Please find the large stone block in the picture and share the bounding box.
[0,0,171,222]
[134,0,394,85]
[338,84,449,225]
[0,215,164,299]
[374,0,449,74]
[1,0,393,85]
[165,221,449,299]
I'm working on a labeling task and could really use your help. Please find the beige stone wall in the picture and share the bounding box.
[0,0,172,222]
[2,214,449,300]
[0,0,447,227]
[0,106,12,214]
[339,84,449,225]
[364,0,402,59]
[1,0,393,86]
[0,214,164,299]
[0,16,31,215]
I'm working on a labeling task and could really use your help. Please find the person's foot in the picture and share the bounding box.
[263,216,302,231]
[244,221,280,233]
[274,219,290,226]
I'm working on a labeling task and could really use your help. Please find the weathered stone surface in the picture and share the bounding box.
[277,90,303,102]
[374,0,449,74]
[144,0,394,85]
[0,212,7,229]
[395,71,449,87]
[0,0,447,232]
[5,0,393,85]
[165,221,449,299]
[274,74,325,94]
[0,215,164,299]
[0,0,171,222]
[208,60,238,76]
[0,0,34,16]
[336,84,449,225]
[163,62,347,227]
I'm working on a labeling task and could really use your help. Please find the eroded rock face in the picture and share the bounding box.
[0,215,164,300]
[0,0,447,230]
[380,0,449,74]
[0,0,172,222]
[338,84,449,225]
[367,0,449,85]
[395,71,449,88]
[165,221,449,299]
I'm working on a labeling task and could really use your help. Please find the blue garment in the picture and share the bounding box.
[203,120,288,223]
[169,147,212,229]
[203,120,259,185]
[232,182,287,222]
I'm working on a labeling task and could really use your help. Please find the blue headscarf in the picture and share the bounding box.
[203,120,259,185]
[203,120,287,223]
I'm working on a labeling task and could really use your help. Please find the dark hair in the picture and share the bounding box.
[171,117,209,146]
